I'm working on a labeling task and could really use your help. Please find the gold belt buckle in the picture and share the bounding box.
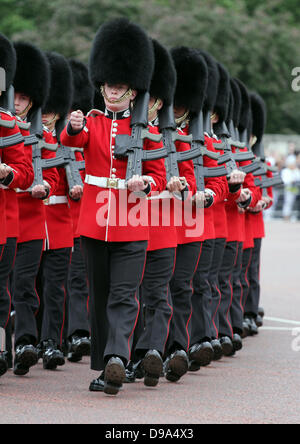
[106,178,119,189]
[43,197,49,205]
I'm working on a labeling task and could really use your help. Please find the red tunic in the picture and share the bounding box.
[175,126,227,244]
[44,133,74,250]
[68,150,86,239]
[0,111,33,243]
[17,128,60,244]
[225,146,260,243]
[60,109,167,242]
[246,164,274,241]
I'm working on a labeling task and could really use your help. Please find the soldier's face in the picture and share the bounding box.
[14,92,31,116]
[103,83,137,112]
[173,105,187,119]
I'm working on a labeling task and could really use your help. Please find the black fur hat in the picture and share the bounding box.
[234,78,250,132]
[13,41,50,112]
[214,63,230,123]
[230,78,241,128]
[171,46,208,114]
[0,33,16,90]
[93,88,105,111]
[89,18,154,92]
[69,58,93,115]
[250,92,266,143]
[197,50,220,112]
[43,51,73,119]
[150,39,176,107]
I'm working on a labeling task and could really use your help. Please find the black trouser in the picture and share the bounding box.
[244,238,262,317]
[240,247,253,310]
[191,239,215,344]
[167,241,202,354]
[0,238,17,331]
[230,241,244,334]
[81,237,148,371]
[39,248,72,346]
[208,238,226,338]
[218,241,238,338]
[66,237,90,338]
[135,247,175,358]
[13,240,43,347]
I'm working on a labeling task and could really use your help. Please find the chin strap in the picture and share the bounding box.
[175,110,189,126]
[100,85,133,104]
[17,101,33,119]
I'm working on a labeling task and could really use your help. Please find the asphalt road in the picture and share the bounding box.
[1,220,299,425]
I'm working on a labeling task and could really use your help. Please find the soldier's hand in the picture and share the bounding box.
[69,110,84,131]
[127,175,149,192]
[193,191,206,208]
[167,176,187,193]
[248,200,266,213]
[70,185,83,200]
[228,169,246,185]
[31,184,48,199]
[261,195,273,207]
[0,163,13,180]
[236,187,251,203]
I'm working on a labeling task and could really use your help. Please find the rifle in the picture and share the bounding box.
[213,120,260,177]
[23,108,59,191]
[189,111,228,192]
[114,92,167,182]
[252,138,283,191]
[158,104,203,183]
[47,144,85,191]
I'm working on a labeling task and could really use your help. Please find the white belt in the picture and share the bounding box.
[85,174,127,190]
[148,190,173,200]
[44,195,68,205]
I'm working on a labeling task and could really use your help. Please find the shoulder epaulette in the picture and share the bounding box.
[87,108,104,118]
[0,108,14,118]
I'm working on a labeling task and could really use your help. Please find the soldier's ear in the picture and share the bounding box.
[130,89,138,101]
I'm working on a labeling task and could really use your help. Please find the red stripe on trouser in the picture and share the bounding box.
[186,243,203,352]
[212,284,222,338]
[243,249,253,310]
[34,248,44,317]
[4,243,17,329]
[127,251,147,361]
[163,249,176,354]
[60,250,72,347]
[226,246,239,337]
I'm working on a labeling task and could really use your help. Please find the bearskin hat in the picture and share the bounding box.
[13,42,50,113]
[234,78,250,132]
[230,78,241,128]
[197,50,220,112]
[93,88,105,111]
[214,63,230,123]
[250,92,266,143]
[43,51,73,119]
[149,39,176,107]
[89,18,154,92]
[171,46,208,114]
[69,58,93,115]
[0,33,16,90]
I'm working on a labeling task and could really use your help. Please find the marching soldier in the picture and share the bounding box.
[60,18,166,395]
[66,58,93,362]
[38,51,74,370]
[12,41,59,376]
[243,92,273,333]
[165,48,226,375]
[0,34,33,377]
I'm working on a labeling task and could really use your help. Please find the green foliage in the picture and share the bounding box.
[1,0,299,133]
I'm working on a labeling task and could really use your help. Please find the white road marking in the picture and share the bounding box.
[260,326,297,331]
[264,316,300,326]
